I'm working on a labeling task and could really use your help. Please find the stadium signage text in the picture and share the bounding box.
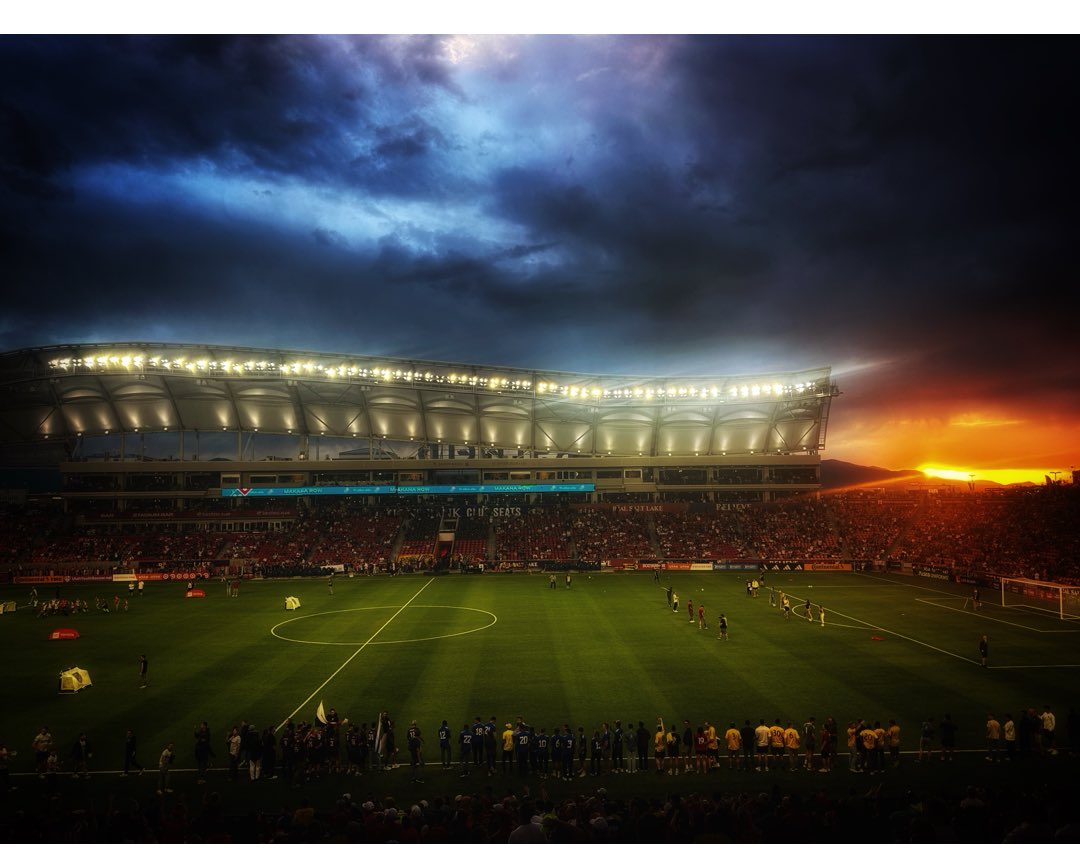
[441,506,523,518]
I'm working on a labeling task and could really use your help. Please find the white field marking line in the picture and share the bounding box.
[4,747,1003,776]
[815,620,875,631]
[782,591,979,665]
[864,571,979,599]
[775,584,897,589]
[912,596,1080,633]
[276,576,434,732]
[988,664,1080,669]
[270,605,497,646]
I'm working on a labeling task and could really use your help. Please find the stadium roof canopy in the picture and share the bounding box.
[0,344,837,457]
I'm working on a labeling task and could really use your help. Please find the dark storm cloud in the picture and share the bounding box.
[0,35,461,196]
[0,35,1077,406]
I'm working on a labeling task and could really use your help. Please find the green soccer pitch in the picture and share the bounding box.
[2,569,1077,804]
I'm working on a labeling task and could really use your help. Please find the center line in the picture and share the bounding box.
[276,576,435,731]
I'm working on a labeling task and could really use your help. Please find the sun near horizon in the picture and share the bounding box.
[917,465,1070,486]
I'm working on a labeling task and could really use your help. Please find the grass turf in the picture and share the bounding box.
[2,569,1078,810]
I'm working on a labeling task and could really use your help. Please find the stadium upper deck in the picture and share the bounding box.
[0,343,837,459]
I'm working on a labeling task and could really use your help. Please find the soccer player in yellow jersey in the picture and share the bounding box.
[769,720,785,769]
[725,722,741,771]
[654,720,666,774]
[847,720,860,772]
[986,713,1002,762]
[859,726,878,774]
[887,719,901,767]
[872,721,887,774]
[784,722,801,771]
[501,723,515,775]
[705,721,718,770]
[754,720,770,772]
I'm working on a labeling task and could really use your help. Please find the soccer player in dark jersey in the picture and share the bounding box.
[536,727,550,776]
[472,716,486,766]
[458,723,472,776]
[612,721,625,773]
[485,718,497,776]
[324,724,339,775]
[636,721,649,772]
[346,723,363,775]
[360,722,372,773]
[738,721,756,768]
[563,724,576,779]
[438,720,452,770]
[940,713,958,760]
[279,724,295,787]
[407,722,424,783]
[577,726,588,777]
[681,720,694,773]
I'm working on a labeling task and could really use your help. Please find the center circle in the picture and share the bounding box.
[270,604,497,646]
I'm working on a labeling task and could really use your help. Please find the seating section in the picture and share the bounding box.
[2,489,1077,584]
[654,511,746,560]
[493,508,572,562]
[569,509,654,561]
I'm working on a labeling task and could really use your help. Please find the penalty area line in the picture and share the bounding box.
[784,591,979,666]
[276,576,435,732]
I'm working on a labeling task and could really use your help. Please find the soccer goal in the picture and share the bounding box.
[1000,577,1080,620]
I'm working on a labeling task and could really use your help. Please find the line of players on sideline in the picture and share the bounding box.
[11,704,1059,795]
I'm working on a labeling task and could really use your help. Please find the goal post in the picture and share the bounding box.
[1000,577,1080,620]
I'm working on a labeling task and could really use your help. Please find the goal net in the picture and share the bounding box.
[1000,577,1080,620]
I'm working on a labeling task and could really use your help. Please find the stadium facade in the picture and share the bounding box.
[0,343,838,506]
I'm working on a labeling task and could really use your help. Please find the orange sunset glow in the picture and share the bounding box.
[827,406,1077,487]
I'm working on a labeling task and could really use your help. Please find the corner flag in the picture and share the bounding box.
[315,700,328,726]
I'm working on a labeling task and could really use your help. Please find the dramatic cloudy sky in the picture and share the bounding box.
[1,33,1077,480]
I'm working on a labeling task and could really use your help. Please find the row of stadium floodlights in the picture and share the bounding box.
[46,354,828,402]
